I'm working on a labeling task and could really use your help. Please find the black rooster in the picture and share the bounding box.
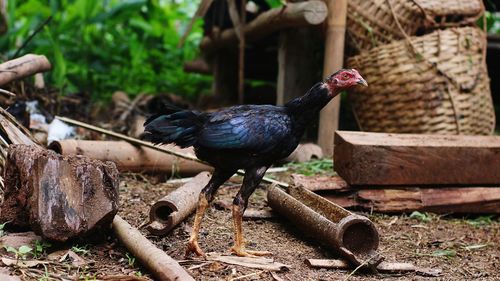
[141,69,367,257]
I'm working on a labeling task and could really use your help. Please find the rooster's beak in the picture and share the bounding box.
[357,78,368,87]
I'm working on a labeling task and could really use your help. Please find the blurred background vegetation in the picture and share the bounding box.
[0,0,212,102]
[0,0,498,105]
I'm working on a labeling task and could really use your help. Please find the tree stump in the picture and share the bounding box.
[0,145,119,242]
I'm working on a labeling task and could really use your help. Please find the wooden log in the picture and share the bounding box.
[112,215,195,281]
[49,140,212,175]
[200,1,327,53]
[267,185,381,266]
[146,172,211,236]
[334,131,500,186]
[0,144,119,241]
[317,0,347,156]
[0,55,51,86]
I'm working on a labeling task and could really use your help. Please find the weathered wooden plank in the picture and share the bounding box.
[334,131,500,185]
[322,187,500,213]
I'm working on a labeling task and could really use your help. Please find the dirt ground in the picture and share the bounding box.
[2,173,499,280]
[118,174,499,281]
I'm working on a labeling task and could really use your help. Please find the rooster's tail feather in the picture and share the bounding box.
[140,110,203,148]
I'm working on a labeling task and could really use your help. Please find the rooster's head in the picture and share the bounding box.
[324,69,367,96]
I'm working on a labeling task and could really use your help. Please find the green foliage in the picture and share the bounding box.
[126,252,135,266]
[0,221,8,237]
[5,245,33,260]
[431,249,456,258]
[285,159,334,176]
[264,0,285,9]
[466,215,494,227]
[33,240,52,258]
[71,244,89,256]
[0,0,212,101]
[478,11,500,34]
[409,211,432,223]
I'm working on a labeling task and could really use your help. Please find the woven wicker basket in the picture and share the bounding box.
[347,0,484,53]
[346,27,495,135]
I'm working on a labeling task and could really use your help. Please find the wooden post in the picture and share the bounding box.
[317,0,347,156]
[276,28,321,105]
[212,49,238,104]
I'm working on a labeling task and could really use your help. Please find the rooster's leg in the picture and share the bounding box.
[230,166,272,257]
[186,169,235,257]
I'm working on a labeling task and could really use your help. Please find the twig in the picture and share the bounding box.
[55,116,289,188]
[12,16,53,59]
[230,270,264,281]
[0,88,15,97]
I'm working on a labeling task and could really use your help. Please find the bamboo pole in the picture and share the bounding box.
[112,215,195,281]
[317,0,347,156]
[49,140,212,175]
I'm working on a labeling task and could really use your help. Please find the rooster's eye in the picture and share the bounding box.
[342,74,350,80]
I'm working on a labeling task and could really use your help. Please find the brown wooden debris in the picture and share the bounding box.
[49,140,212,175]
[206,254,290,272]
[334,131,500,186]
[146,172,211,236]
[267,185,381,266]
[349,187,500,214]
[112,215,195,281]
[0,144,119,241]
[242,209,275,220]
[299,175,500,213]
[306,259,441,276]
[0,54,51,86]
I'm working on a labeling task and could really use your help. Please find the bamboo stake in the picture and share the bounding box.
[55,116,289,188]
[112,215,195,281]
[317,0,348,156]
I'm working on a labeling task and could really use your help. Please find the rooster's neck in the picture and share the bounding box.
[285,82,340,117]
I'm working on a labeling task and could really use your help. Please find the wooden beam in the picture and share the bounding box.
[317,0,347,157]
[334,131,500,186]
[200,1,327,53]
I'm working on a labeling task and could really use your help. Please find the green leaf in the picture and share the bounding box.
[5,246,17,254]
[18,245,33,255]
[409,211,431,223]
[432,249,456,257]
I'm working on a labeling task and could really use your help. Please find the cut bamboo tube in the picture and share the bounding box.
[112,215,195,281]
[49,140,212,175]
[146,172,211,235]
[267,184,381,266]
[0,54,51,86]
